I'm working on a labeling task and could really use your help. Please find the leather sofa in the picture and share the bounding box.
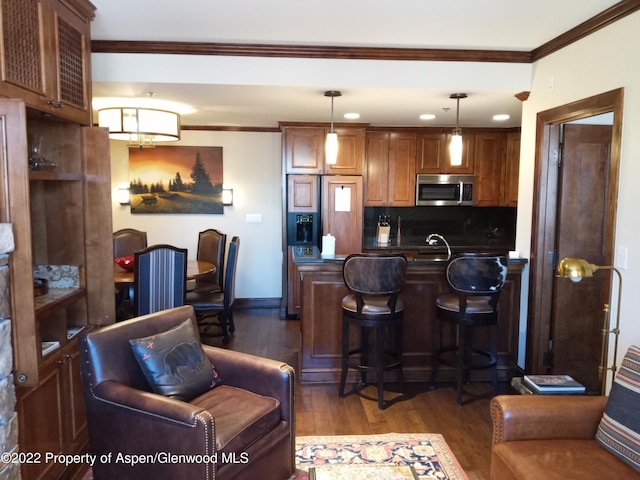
[80,305,295,480]
[490,395,639,479]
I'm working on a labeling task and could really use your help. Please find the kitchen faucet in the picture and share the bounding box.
[425,233,452,260]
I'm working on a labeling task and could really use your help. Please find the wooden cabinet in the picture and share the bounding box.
[16,340,88,480]
[0,0,95,125]
[283,126,325,174]
[364,131,416,206]
[474,133,506,206]
[287,175,319,212]
[502,131,521,206]
[322,175,363,255]
[416,132,475,174]
[286,247,302,316]
[1,99,113,479]
[283,125,365,175]
[298,261,524,383]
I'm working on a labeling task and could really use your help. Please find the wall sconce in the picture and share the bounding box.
[222,188,234,206]
[116,182,130,205]
[556,257,622,393]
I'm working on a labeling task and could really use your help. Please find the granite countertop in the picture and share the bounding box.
[292,245,527,266]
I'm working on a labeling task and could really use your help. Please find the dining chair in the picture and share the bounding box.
[113,228,148,258]
[134,244,188,316]
[429,252,508,405]
[193,228,226,293]
[186,236,239,345]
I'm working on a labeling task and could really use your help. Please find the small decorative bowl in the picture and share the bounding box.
[114,256,135,271]
[34,278,49,297]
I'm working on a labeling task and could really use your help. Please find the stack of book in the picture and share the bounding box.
[522,374,586,395]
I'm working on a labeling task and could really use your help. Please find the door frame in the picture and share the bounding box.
[525,88,624,375]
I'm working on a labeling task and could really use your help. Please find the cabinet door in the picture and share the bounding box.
[17,358,65,480]
[502,132,520,206]
[324,127,365,175]
[388,132,416,206]
[322,175,363,255]
[416,133,448,173]
[60,341,87,453]
[364,132,389,206]
[287,247,301,316]
[0,0,49,100]
[474,133,505,206]
[287,175,319,212]
[49,0,94,125]
[283,127,325,174]
[446,133,475,174]
[0,0,94,124]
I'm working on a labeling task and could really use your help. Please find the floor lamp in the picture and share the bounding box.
[556,257,622,394]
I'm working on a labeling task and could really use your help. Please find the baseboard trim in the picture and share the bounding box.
[234,298,282,309]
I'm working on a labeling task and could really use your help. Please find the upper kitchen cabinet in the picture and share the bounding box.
[474,132,506,206]
[287,174,319,212]
[283,126,325,174]
[282,124,365,175]
[502,131,521,206]
[0,0,95,125]
[416,132,474,174]
[364,131,416,206]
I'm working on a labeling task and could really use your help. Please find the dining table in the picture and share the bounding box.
[114,260,216,320]
[114,260,216,286]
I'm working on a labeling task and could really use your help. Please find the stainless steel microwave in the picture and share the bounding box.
[415,174,475,206]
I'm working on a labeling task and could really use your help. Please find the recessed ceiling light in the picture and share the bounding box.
[419,114,437,120]
[493,114,511,121]
[344,113,360,119]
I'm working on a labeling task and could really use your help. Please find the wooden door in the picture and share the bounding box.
[322,175,363,255]
[474,132,505,206]
[284,127,325,174]
[549,124,613,393]
[388,132,416,206]
[324,127,365,175]
[363,132,389,206]
[502,132,520,206]
[287,175,319,212]
[416,133,447,173]
[446,133,475,173]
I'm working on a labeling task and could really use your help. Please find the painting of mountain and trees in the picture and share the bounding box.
[128,145,224,214]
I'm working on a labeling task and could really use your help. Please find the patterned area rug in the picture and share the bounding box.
[292,433,468,480]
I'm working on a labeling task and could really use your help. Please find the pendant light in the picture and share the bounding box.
[449,93,467,166]
[324,91,341,165]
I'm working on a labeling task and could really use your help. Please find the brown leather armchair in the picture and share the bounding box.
[490,395,638,479]
[80,306,295,480]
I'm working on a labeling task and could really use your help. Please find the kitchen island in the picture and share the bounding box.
[292,246,527,384]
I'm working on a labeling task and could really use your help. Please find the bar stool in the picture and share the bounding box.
[430,253,508,405]
[338,253,407,409]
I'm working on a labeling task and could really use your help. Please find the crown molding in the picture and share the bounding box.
[91,1,640,64]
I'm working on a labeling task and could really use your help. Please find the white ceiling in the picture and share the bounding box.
[90,0,621,128]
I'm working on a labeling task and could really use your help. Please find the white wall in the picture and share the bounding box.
[517,11,640,381]
[111,130,283,300]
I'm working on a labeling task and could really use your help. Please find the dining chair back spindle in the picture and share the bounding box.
[134,244,188,316]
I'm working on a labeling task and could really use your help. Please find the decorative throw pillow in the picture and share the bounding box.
[595,345,640,472]
[129,318,221,401]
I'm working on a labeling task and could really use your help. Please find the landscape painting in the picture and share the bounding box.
[128,145,224,214]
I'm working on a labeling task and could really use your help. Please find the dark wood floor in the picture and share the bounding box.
[202,307,501,480]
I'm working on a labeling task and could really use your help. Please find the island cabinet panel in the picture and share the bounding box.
[298,261,524,383]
